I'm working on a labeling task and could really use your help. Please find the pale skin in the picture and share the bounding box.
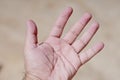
[24,7,104,80]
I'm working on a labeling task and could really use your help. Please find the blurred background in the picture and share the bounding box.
[0,0,120,80]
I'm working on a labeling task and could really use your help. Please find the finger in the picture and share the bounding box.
[79,42,104,65]
[63,13,92,44]
[26,20,38,48]
[72,22,99,53]
[49,7,73,38]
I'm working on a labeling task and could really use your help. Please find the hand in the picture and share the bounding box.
[24,7,104,80]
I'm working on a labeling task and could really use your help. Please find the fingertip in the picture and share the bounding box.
[66,6,73,11]
[99,42,104,49]
[95,42,105,52]
[94,22,100,27]
[27,20,36,27]
[26,19,37,34]
[90,22,100,32]
[84,12,92,19]
[63,6,73,14]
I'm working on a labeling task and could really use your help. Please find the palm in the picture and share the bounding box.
[24,7,104,80]
[46,36,81,80]
[26,37,80,80]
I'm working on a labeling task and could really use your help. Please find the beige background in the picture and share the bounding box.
[0,0,120,80]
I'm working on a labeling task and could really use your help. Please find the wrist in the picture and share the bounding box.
[24,72,42,80]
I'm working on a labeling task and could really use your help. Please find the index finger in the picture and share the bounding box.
[49,7,73,38]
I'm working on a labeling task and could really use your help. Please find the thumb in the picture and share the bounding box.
[25,20,38,48]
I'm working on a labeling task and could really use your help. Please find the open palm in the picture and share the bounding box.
[24,7,104,80]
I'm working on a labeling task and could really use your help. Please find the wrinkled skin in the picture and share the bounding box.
[24,7,104,80]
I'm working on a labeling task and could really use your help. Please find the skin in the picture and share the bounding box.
[24,7,104,80]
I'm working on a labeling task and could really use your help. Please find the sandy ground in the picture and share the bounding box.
[0,0,120,80]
